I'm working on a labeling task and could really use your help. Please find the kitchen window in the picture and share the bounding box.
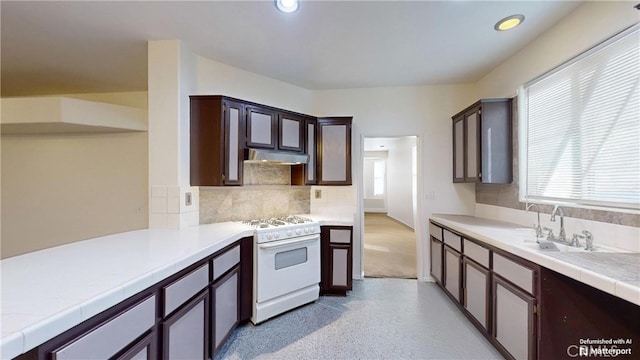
[518,24,639,211]
[364,158,386,198]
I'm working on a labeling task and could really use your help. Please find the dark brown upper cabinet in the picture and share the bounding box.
[317,117,352,185]
[291,117,318,185]
[246,105,277,149]
[452,99,512,184]
[277,112,305,152]
[190,96,245,186]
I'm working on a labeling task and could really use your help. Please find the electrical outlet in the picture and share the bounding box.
[185,192,192,206]
[315,189,322,199]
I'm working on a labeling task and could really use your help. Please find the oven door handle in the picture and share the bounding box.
[258,234,319,249]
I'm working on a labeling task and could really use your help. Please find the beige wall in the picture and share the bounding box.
[476,1,638,98]
[1,92,148,258]
[473,1,640,249]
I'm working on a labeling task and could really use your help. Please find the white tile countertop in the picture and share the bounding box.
[430,214,640,307]
[0,215,354,360]
[0,222,254,360]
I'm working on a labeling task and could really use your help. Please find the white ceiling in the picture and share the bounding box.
[1,1,583,96]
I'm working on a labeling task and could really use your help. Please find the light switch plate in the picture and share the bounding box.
[185,192,192,206]
[315,189,322,199]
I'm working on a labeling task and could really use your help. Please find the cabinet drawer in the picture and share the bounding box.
[429,223,443,241]
[493,253,534,294]
[329,229,351,244]
[463,239,490,268]
[163,263,209,316]
[443,229,461,252]
[53,295,156,360]
[213,245,240,280]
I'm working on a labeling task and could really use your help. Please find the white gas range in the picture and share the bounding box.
[242,216,321,324]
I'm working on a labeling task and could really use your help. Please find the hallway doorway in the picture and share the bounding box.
[362,136,418,279]
[364,213,416,278]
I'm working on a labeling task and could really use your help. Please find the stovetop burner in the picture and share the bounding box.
[241,216,314,229]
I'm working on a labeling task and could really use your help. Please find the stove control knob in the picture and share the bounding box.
[286,230,292,237]
[304,227,310,234]
[267,233,273,241]
[295,228,302,235]
[274,232,280,239]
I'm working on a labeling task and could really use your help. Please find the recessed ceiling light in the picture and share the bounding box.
[276,0,299,13]
[494,14,525,31]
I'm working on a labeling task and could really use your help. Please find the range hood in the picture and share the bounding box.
[245,148,309,165]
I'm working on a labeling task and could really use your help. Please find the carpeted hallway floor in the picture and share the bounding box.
[364,213,417,279]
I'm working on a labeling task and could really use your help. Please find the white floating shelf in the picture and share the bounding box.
[1,96,147,134]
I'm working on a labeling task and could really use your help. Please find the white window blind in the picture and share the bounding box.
[520,24,639,210]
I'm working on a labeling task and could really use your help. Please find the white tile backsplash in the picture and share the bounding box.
[167,196,180,214]
[150,185,199,229]
[151,196,167,214]
[151,185,167,198]
[310,185,356,220]
[476,204,639,252]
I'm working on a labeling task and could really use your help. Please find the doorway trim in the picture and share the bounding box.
[357,134,425,281]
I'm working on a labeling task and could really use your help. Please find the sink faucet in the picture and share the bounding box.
[526,204,544,241]
[542,227,556,241]
[583,230,595,251]
[550,205,567,243]
[570,233,584,247]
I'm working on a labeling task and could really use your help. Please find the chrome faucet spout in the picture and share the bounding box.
[526,204,543,240]
[550,205,567,243]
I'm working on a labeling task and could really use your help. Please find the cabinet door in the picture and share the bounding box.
[51,296,156,360]
[430,238,442,284]
[481,100,512,184]
[317,117,352,185]
[453,116,465,182]
[321,226,353,295]
[278,112,304,152]
[305,118,317,184]
[114,332,156,360]
[223,100,244,185]
[465,110,480,182]
[162,291,208,360]
[246,106,277,149]
[493,275,537,360]
[443,247,461,302]
[329,244,352,290]
[212,268,239,354]
[463,258,490,331]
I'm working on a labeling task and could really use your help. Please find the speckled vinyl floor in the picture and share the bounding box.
[215,278,504,360]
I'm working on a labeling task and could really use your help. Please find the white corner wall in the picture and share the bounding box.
[1,92,148,259]
[386,137,416,228]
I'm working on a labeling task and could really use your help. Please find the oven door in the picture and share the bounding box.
[255,234,320,303]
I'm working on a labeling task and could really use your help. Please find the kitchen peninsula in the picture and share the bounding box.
[0,215,353,360]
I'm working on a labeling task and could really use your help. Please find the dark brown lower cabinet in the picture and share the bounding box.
[162,290,209,360]
[19,237,253,360]
[114,332,156,360]
[430,237,443,284]
[431,219,640,360]
[538,267,640,359]
[320,226,353,296]
[443,246,461,302]
[462,257,490,331]
[492,275,537,360]
[212,268,240,354]
[47,295,157,360]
